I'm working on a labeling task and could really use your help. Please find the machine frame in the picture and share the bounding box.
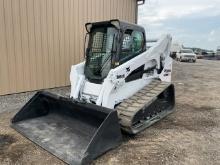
[70,20,173,109]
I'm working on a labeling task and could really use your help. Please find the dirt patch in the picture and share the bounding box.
[0,134,16,148]
[195,105,216,111]
[154,104,218,132]
[157,115,216,132]
[0,134,28,163]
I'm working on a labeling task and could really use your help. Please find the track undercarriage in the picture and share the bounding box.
[117,80,175,134]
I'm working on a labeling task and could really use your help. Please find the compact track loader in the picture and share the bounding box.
[11,20,175,165]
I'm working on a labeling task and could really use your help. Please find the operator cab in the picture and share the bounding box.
[84,19,146,83]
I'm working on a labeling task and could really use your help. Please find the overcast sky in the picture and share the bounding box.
[138,0,220,50]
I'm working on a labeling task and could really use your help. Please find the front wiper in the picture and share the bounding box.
[100,54,111,72]
[101,34,116,72]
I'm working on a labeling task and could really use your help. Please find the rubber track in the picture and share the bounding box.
[116,80,172,133]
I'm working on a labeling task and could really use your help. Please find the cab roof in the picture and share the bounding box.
[85,19,145,34]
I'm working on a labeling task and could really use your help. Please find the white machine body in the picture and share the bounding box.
[70,34,173,109]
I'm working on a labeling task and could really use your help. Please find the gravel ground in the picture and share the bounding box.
[0,59,220,165]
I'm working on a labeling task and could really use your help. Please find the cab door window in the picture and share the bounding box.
[120,30,144,64]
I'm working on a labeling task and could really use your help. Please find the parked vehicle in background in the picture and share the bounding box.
[217,46,220,56]
[176,49,197,62]
[196,54,203,59]
[206,51,215,57]
[170,42,182,59]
